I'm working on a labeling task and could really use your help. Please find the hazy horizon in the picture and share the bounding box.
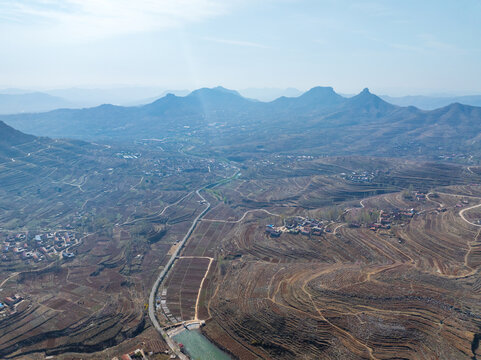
[2,85,481,100]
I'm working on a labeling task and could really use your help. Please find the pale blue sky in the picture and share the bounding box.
[0,0,480,95]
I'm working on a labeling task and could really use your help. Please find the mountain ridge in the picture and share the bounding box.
[1,86,481,159]
[380,94,481,110]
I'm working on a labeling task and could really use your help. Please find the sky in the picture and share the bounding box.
[0,0,480,95]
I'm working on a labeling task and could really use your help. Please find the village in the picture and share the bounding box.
[265,189,477,241]
[265,216,332,238]
[0,230,80,264]
[341,170,377,183]
[141,157,234,178]
[111,143,236,180]
[0,294,25,316]
[265,201,423,239]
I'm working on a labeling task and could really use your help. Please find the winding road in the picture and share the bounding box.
[0,272,19,289]
[121,191,193,226]
[459,203,481,227]
[202,208,280,223]
[148,187,211,360]
[427,191,481,227]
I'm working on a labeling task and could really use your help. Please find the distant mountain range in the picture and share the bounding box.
[0,87,190,114]
[0,92,75,114]
[0,86,339,139]
[1,86,481,114]
[380,94,481,110]
[2,86,481,159]
[0,87,302,114]
[238,87,303,101]
[43,86,178,106]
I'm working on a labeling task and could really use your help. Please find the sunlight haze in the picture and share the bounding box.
[0,0,480,95]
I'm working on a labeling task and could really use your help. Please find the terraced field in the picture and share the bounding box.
[202,187,481,360]
[0,231,146,358]
[0,136,234,358]
[163,257,211,321]
[0,185,214,358]
[4,141,481,359]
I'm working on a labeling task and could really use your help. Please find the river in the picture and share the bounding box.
[173,329,231,360]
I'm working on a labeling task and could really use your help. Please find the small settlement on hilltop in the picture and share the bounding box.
[0,231,79,264]
[341,170,377,183]
[266,216,328,238]
[264,190,442,239]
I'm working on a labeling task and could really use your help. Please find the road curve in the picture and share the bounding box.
[459,203,481,227]
[426,191,481,227]
[148,187,211,360]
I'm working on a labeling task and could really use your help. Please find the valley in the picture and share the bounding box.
[1,89,481,359]
[1,0,480,358]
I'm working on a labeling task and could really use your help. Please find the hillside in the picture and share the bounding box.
[0,120,36,158]
[0,120,34,146]
[2,86,481,160]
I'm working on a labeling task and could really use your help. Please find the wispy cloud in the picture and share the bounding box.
[202,36,268,48]
[0,0,232,39]
[418,33,461,53]
[359,32,463,55]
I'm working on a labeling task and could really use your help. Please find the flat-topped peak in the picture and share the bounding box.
[189,86,242,98]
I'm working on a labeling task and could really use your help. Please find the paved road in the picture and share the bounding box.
[148,187,211,360]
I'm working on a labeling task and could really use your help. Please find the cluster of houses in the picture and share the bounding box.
[404,191,428,201]
[0,231,78,264]
[438,153,472,161]
[366,208,416,232]
[266,217,330,238]
[0,294,23,316]
[455,199,470,208]
[115,151,141,159]
[341,171,376,183]
[135,155,234,179]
